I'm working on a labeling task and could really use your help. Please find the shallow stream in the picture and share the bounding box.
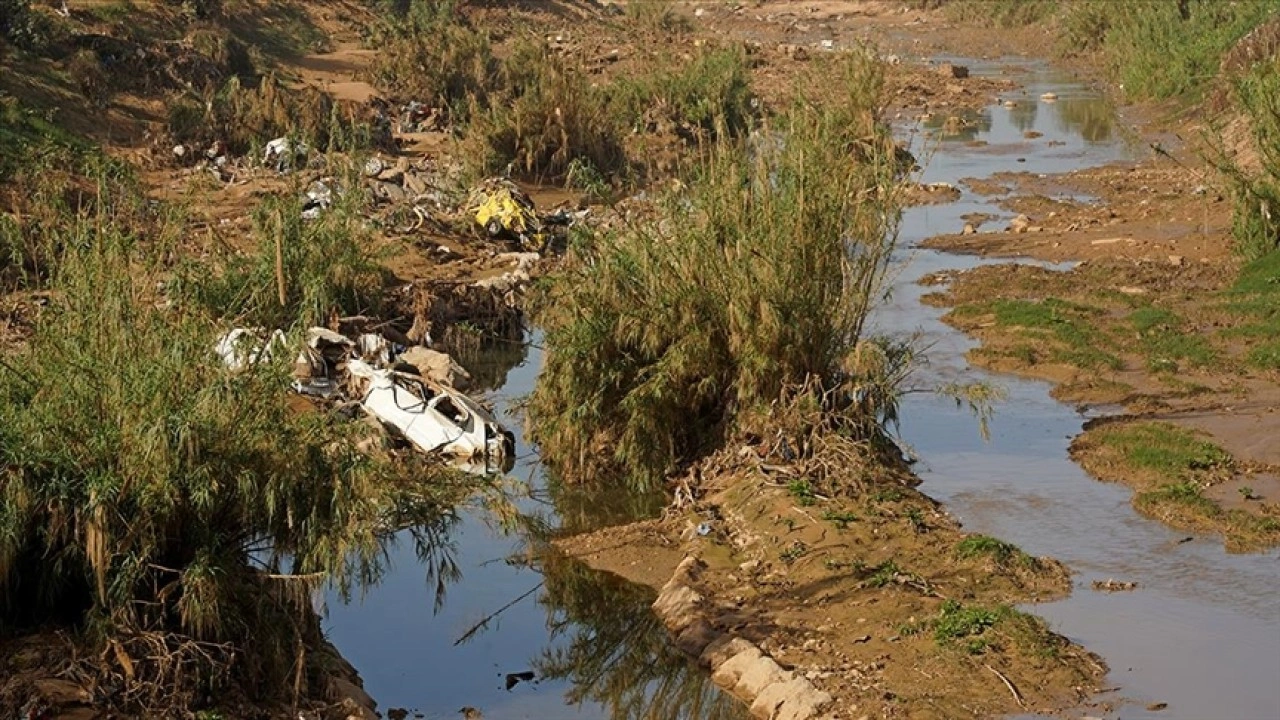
[323,60,1279,720]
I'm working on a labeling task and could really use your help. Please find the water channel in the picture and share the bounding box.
[324,59,1280,720]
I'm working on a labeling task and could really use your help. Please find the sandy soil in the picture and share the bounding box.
[4,0,1276,717]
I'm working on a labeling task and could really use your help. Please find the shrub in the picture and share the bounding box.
[174,178,384,328]
[466,41,627,181]
[1104,0,1280,101]
[0,202,402,708]
[529,55,904,489]
[368,0,497,121]
[609,46,756,140]
[168,74,377,156]
[1215,57,1280,259]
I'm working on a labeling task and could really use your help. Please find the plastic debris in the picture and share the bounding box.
[263,137,309,172]
[214,328,285,371]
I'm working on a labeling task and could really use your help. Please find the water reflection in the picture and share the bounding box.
[536,549,749,720]
[1053,97,1113,142]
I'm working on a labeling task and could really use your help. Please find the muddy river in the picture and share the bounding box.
[323,60,1279,720]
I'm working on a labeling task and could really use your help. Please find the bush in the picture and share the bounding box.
[1216,57,1280,259]
[175,178,384,328]
[368,0,496,122]
[0,200,402,708]
[168,74,377,156]
[529,55,905,489]
[1104,0,1280,101]
[465,41,628,181]
[609,46,756,140]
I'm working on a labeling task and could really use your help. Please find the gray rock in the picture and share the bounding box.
[711,647,764,690]
[735,656,792,699]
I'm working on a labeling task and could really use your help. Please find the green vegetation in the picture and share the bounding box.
[174,170,385,328]
[960,297,1122,370]
[1217,57,1280,259]
[368,0,754,182]
[823,509,858,528]
[0,183,466,709]
[788,478,817,506]
[1092,422,1231,478]
[956,534,1036,568]
[1077,421,1280,550]
[1128,306,1217,373]
[529,55,903,489]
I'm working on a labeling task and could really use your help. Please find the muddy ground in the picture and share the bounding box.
[2,1,1276,719]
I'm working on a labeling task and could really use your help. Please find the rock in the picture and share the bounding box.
[651,584,704,631]
[754,679,834,720]
[820,39,834,49]
[962,223,976,235]
[398,347,473,390]
[1002,100,1017,108]
[675,619,721,657]
[702,635,756,668]
[937,62,969,79]
[1169,255,1185,267]
[735,656,792,698]
[1007,214,1032,233]
[1041,92,1059,102]
[711,646,765,689]
[1146,703,1168,712]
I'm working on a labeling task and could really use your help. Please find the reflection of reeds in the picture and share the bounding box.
[1052,98,1113,143]
[536,551,748,720]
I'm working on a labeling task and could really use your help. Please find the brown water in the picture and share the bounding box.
[882,59,1280,720]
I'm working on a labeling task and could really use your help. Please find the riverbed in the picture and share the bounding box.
[323,60,1280,720]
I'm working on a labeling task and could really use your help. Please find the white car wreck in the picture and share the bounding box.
[215,327,514,472]
[348,359,514,468]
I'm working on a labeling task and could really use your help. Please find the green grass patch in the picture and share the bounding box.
[978,298,1123,370]
[956,534,1036,567]
[788,478,817,506]
[1128,306,1217,372]
[1093,422,1231,479]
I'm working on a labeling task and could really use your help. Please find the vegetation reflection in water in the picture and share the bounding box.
[534,548,750,720]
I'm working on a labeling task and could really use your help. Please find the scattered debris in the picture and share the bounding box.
[503,671,535,690]
[263,136,309,172]
[214,327,285,371]
[1091,579,1138,592]
[1040,92,1059,102]
[937,62,969,79]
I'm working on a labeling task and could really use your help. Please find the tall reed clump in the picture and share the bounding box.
[0,198,400,709]
[1216,55,1280,259]
[529,54,905,490]
[174,170,385,328]
[368,0,497,123]
[466,40,628,182]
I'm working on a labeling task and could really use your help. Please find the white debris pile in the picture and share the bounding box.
[214,325,513,471]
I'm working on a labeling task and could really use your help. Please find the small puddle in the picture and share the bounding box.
[323,338,747,720]
[882,60,1280,720]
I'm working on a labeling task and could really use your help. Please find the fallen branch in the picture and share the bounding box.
[984,663,1025,708]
